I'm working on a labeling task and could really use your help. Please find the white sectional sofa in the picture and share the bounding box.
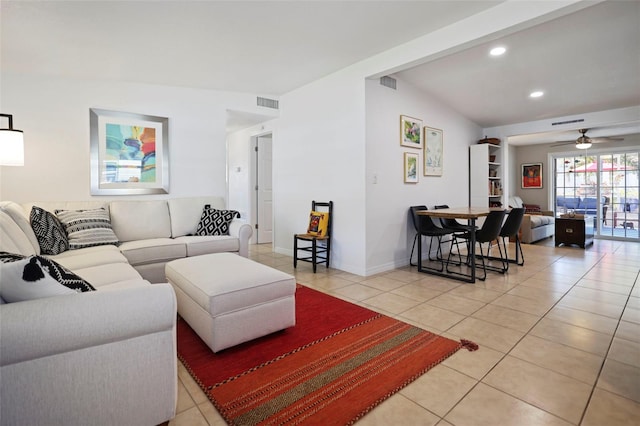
[0,196,253,426]
[21,196,253,283]
[509,196,555,243]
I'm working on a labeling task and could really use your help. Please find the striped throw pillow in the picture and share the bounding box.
[55,208,119,250]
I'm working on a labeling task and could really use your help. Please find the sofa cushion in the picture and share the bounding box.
[529,215,554,227]
[55,208,119,249]
[118,238,186,266]
[30,206,69,255]
[0,252,95,303]
[174,235,240,257]
[0,201,40,254]
[508,196,524,209]
[109,200,171,242]
[195,208,239,236]
[72,262,143,288]
[47,244,129,270]
[0,211,38,256]
[168,197,226,237]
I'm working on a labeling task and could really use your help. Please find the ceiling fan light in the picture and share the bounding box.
[576,141,592,149]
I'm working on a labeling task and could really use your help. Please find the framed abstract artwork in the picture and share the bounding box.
[90,108,169,195]
[522,163,542,188]
[423,126,443,176]
[400,115,422,149]
[404,152,419,183]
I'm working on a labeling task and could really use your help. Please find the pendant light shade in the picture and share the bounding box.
[0,114,24,166]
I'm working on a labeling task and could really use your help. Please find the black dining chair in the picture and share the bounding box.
[488,207,525,272]
[447,209,507,280]
[433,204,476,233]
[409,205,456,271]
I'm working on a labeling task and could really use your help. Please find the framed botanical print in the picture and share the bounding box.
[404,152,419,183]
[400,115,422,149]
[424,126,443,176]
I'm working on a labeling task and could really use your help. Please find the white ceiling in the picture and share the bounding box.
[0,0,500,95]
[2,1,639,138]
[395,0,640,129]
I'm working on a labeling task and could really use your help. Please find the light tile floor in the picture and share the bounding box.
[170,239,640,425]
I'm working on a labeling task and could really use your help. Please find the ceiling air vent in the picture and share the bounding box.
[257,97,279,109]
[380,76,397,90]
[552,118,584,126]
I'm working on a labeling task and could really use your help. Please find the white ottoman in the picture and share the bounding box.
[166,253,296,352]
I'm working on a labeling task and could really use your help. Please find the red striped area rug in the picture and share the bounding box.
[177,284,477,425]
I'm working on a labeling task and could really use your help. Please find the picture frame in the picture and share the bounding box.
[522,162,543,189]
[400,115,422,149]
[404,152,419,183]
[423,126,443,176]
[90,108,169,195]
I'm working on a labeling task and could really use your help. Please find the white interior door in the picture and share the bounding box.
[256,134,273,243]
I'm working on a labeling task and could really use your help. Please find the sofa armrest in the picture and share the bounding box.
[228,218,254,257]
[520,214,534,243]
[0,284,176,366]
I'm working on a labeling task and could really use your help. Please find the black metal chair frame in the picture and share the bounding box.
[293,201,333,273]
[487,208,525,272]
[409,205,457,272]
[447,210,507,281]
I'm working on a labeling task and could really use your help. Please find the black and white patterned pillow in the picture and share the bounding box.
[195,207,239,236]
[0,252,95,303]
[30,206,69,255]
[55,208,119,250]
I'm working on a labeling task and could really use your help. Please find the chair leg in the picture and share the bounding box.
[515,236,524,266]
[326,238,331,268]
[409,233,418,266]
[312,238,317,273]
[293,237,298,268]
[477,242,487,281]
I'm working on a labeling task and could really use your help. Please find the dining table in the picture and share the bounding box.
[416,207,503,283]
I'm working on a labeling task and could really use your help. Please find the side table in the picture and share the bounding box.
[555,216,594,248]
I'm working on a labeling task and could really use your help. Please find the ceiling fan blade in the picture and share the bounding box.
[590,137,625,143]
[550,141,577,147]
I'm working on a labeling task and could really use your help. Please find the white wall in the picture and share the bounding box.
[227,119,277,243]
[276,70,367,274]
[365,76,481,274]
[274,1,584,276]
[0,72,270,204]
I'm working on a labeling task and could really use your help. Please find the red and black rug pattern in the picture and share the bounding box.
[177,284,477,425]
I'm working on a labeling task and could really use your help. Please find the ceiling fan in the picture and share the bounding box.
[552,129,625,149]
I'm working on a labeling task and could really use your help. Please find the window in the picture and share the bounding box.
[553,150,639,240]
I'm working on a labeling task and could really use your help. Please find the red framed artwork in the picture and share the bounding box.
[522,163,542,189]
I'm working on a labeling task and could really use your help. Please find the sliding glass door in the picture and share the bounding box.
[554,150,639,241]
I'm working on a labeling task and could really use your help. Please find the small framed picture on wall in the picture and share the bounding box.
[522,163,542,188]
[404,152,419,183]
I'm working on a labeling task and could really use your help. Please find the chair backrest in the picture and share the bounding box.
[476,210,506,243]
[409,205,427,233]
[409,205,440,234]
[433,204,460,228]
[499,208,525,237]
[311,201,333,237]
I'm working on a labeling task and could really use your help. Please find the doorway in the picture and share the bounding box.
[255,134,273,243]
[553,150,639,241]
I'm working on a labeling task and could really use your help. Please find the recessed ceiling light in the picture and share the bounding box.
[529,91,544,98]
[489,46,506,56]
